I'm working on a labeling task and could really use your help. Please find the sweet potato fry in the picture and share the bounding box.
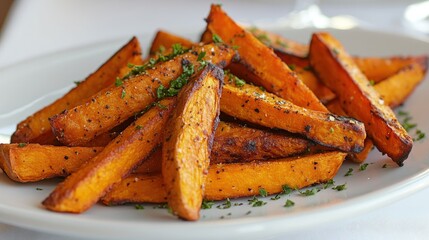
[11,37,143,145]
[50,43,236,146]
[162,64,223,221]
[211,121,315,163]
[149,30,194,57]
[205,5,327,111]
[1,120,318,182]
[0,144,102,182]
[327,63,427,163]
[294,65,335,103]
[310,32,412,165]
[249,27,429,82]
[42,97,177,213]
[220,77,366,152]
[102,151,346,205]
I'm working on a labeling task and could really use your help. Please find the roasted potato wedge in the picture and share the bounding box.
[205,5,327,111]
[50,43,236,146]
[310,32,412,165]
[103,151,346,205]
[42,98,177,213]
[221,76,366,152]
[162,64,223,220]
[11,37,143,145]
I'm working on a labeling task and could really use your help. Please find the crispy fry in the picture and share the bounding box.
[327,63,426,163]
[162,64,223,220]
[0,144,102,182]
[11,37,143,145]
[220,77,366,152]
[205,5,327,111]
[211,121,315,163]
[249,27,429,83]
[102,151,346,205]
[50,43,236,146]
[42,98,177,213]
[310,32,412,165]
[294,65,335,103]
[149,30,194,57]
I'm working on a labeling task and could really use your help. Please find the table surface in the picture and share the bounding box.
[0,0,428,239]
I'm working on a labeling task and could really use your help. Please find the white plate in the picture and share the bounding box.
[0,28,429,240]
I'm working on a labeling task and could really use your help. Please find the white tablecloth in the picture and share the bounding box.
[0,0,428,239]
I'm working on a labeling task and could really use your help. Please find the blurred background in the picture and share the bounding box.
[0,0,427,68]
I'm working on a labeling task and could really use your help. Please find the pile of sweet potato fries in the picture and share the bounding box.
[0,5,427,221]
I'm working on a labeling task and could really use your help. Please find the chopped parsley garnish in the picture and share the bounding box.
[36,187,43,191]
[397,109,425,142]
[299,188,316,196]
[275,39,288,48]
[245,210,252,215]
[135,204,144,210]
[284,199,295,207]
[270,194,281,200]
[74,81,82,86]
[248,196,267,207]
[368,80,375,86]
[332,48,339,55]
[156,60,195,99]
[344,168,354,176]
[332,183,347,191]
[122,43,188,80]
[115,77,123,87]
[232,45,240,50]
[135,125,143,130]
[288,64,296,71]
[255,33,271,45]
[201,199,215,209]
[197,51,206,62]
[322,179,335,189]
[259,188,268,197]
[359,163,369,171]
[18,143,27,148]
[212,34,223,43]
[281,185,294,195]
[217,198,232,209]
[303,65,312,71]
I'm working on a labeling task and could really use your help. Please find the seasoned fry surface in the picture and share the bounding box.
[206,5,327,112]
[42,98,176,213]
[50,43,235,146]
[221,78,366,152]
[103,151,346,205]
[11,37,143,145]
[310,32,413,165]
[162,64,223,220]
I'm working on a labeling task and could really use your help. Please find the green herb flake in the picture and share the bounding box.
[299,188,316,196]
[36,187,43,191]
[197,51,206,62]
[369,80,375,86]
[303,65,312,71]
[135,125,143,130]
[275,39,288,48]
[255,33,271,45]
[115,77,123,87]
[332,48,339,55]
[329,127,334,133]
[201,199,215,209]
[248,196,267,207]
[332,183,347,191]
[18,143,27,148]
[270,194,281,200]
[288,64,296,71]
[135,204,144,210]
[281,185,293,195]
[284,199,295,208]
[217,198,232,209]
[259,188,268,197]
[156,60,195,99]
[212,34,224,43]
[245,210,252,215]
[322,179,335,189]
[359,163,369,171]
[344,168,354,177]
[414,129,425,141]
[232,45,240,50]
[74,81,82,86]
